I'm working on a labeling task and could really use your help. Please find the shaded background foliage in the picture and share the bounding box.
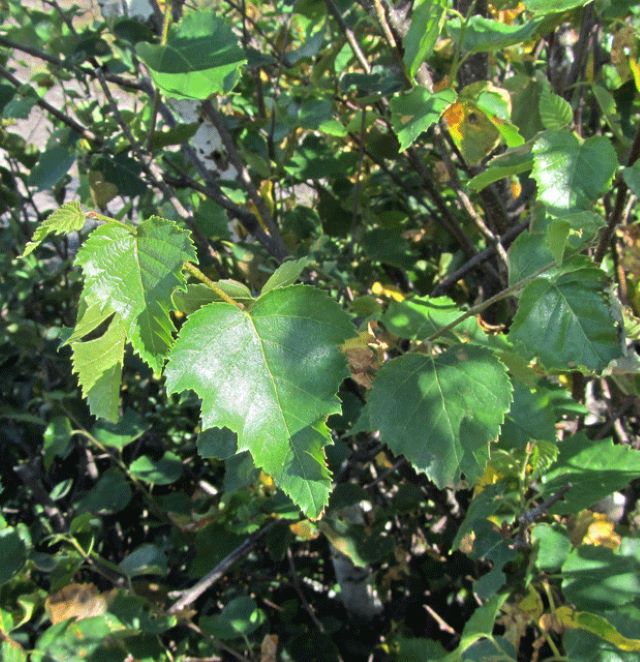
[1,0,640,660]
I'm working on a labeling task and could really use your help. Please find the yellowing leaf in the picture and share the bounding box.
[555,606,640,652]
[289,520,320,540]
[443,101,500,166]
[630,57,640,92]
[488,2,525,23]
[45,583,111,624]
[474,462,503,494]
[584,513,621,550]
[259,470,276,491]
[499,586,543,648]
[371,282,405,301]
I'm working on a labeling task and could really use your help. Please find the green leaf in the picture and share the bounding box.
[468,146,533,192]
[557,607,640,653]
[447,16,542,53]
[623,161,640,197]
[77,468,133,515]
[539,87,573,129]
[22,202,86,257]
[382,295,480,342]
[136,10,246,99]
[0,527,27,586]
[402,0,447,81]
[118,544,168,577]
[200,597,265,640]
[27,145,75,192]
[501,382,558,448]
[524,0,592,15]
[75,216,196,374]
[387,637,447,661]
[531,130,618,214]
[444,594,508,660]
[129,452,183,485]
[173,281,254,314]
[562,545,640,611]
[540,433,640,514]
[508,259,622,372]
[43,416,73,472]
[165,285,355,518]
[70,315,126,422]
[261,257,312,294]
[197,427,237,460]
[92,409,149,450]
[390,87,456,152]
[532,523,571,571]
[368,345,513,487]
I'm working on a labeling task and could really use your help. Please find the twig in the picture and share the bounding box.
[200,101,286,255]
[424,260,556,344]
[168,520,278,613]
[518,485,572,528]
[324,0,371,73]
[594,122,640,262]
[424,604,457,637]
[431,220,529,295]
[0,35,146,92]
[287,548,325,633]
[184,262,243,309]
[0,63,99,143]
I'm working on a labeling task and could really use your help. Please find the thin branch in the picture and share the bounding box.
[200,100,287,256]
[594,122,640,262]
[0,63,100,143]
[168,521,278,614]
[324,0,371,74]
[287,548,326,633]
[431,219,529,295]
[184,262,243,309]
[423,260,556,344]
[0,35,146,92]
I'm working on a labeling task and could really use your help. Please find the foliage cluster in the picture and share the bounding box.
[1,0,640,660]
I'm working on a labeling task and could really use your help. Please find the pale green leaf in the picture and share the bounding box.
[75,216,196,373]
[532,523,571,571]
[509,258,622,372]
[539,87,573,129]
[531,130,618,214]
[22,202,86,257]
[173,281,254,314]
[390,87,456,152]
[261,257,312,294]
[402,0,447,81]
[382,295,480,342]
[165,285,355,518]
[70,316,126,422]
[136,10,246,100]
[368,345,513,487]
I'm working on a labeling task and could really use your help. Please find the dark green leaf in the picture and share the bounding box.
[509,259,622,372]
[368,345,512,487]
[129,452,183,485]
[541,433,640,514]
